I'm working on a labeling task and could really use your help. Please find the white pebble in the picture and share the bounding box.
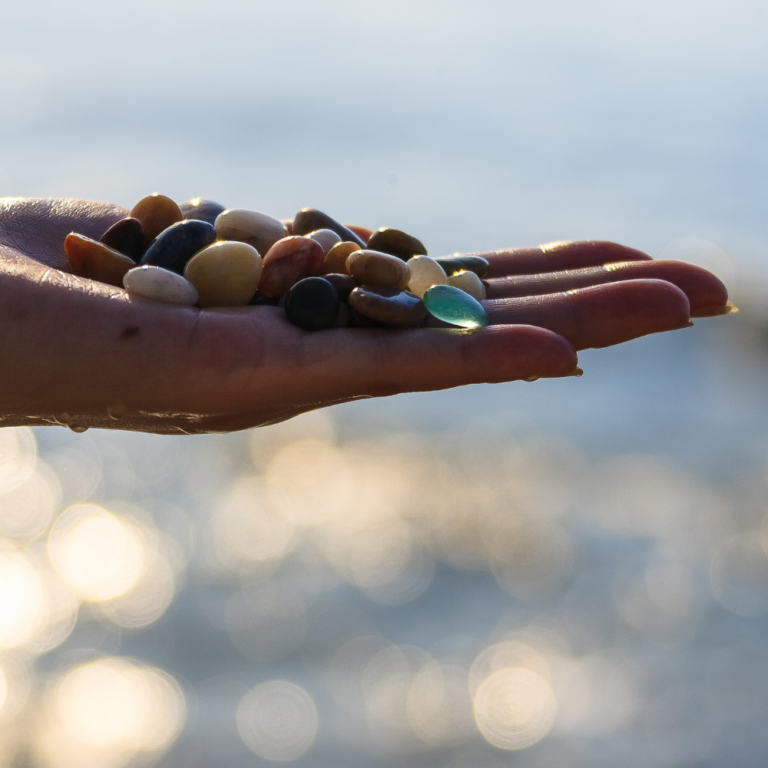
[124,265,198,306]
[406,255,448,298]
[448,269,486,301]
[308,228,342,255]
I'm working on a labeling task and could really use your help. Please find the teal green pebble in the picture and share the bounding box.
[422,284,489,328]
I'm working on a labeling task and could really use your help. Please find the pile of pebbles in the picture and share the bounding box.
[63,194,491,331]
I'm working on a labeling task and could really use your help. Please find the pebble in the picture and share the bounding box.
[434,255,490,278]
[322,273,358,301]
[123,265,199,306]
[319,241,360,275]
[140,220,217,274]
[366,227,427,261]
[284,277,340,331]
[100,217,145,262]
[292,208,366,248]
[347,250,411,290]
[448,269,486,301]
[180,197,226,225]
[64,233,137,287]
[422,284,489,328]
[348,286,427,327]
[129,194,184,246]
[258,236,325,298]
[184,241,263,307]
[308,228,342,254]
[406,255,448,298]
[214,209,289,256]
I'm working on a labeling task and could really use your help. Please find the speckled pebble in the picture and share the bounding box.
[124,265,199,306]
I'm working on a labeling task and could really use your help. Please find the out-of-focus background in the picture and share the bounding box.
[1,1,768,766]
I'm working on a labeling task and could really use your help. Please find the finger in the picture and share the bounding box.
[485,279,691,350]
[460,240,653,279]
[485,260,729,316]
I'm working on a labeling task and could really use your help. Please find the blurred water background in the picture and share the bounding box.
[2,1,768,765]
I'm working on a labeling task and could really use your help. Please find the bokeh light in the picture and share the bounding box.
[0,428,37,494]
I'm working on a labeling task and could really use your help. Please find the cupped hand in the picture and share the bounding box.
[0,198,730,434]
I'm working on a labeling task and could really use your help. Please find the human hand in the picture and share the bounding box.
[0,198,729,434]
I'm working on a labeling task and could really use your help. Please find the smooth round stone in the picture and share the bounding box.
[184,241,263,307]
[308,228,342,255]
[347,250,410,290]
[124,265,198,306]
[406,255,448,298]
[423,284,489,328]
[99,217,145,262]
[258,236,325,298]
[214,209,289,256]
[129,193,184,246]
[348,286,427,327]
[322,273,357,301]
[180,197,226,225]
[319,241,360,275]
[284,277,340,331]
[292,208,366,248]
[64,233,137,287]
[140,219,217,274]
[448,269,486,301]
[366,228,427,261]
[434,255,490,278]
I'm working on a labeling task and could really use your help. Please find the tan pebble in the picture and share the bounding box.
[214,209,289,256]
[406,255,448,298]
[308,228,342,255]
[184,241,263,307]
[64,233,136,287]
[319,241,360,275]
[347,249,410,290]
[129,193,184,245]
[448,269,486,301]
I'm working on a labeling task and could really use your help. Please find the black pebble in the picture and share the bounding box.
[434,255,490,278]
[100,217,145,262]
[292,208,366,248]
[180,198,226,225]
[140,220,217,274]
[284,277,340,331]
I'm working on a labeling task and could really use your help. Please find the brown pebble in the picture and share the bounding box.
[64,233,137,287]
[258,236,325,298]
[319,241,360,275]
[366,228,427,261]
[347,250,410,290]
[348,285,428,327]
[323,273,358,301]
[129,194,184,246]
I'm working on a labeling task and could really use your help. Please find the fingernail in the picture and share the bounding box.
[523,375,540,382]
[692,301,739,317]
[565,366,584,377]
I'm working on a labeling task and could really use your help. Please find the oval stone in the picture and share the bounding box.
[284,277,340,331]
[180,197,226,225]
[406,255,448,298]
[366,228,427,261]
[124,265,198,306]
[292,208,366,248]
[129,193,184,246]
[99,217,145,262]
[434,255,490,278]
[347,250,410,290]
[348,286,428,327]
[319,241,360,275]
[214,208,289,257]
[423,284,489,328]
[258,236,325,298]
[322,273,358,301]
[184,241,263,307]
[140,219,217,274]
[64,233,137,287]
[308,228,342,254]
[448,269,486,301]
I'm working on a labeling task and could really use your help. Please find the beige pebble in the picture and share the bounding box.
[347,249,410,290]
[64,233,137,287]
[307,228,342,254]
[406,255,448,298]
[129,193,183,245]
[184,241,263,307]
[319,241,360,275]
[448,269,486,301]
[214,209,289,256]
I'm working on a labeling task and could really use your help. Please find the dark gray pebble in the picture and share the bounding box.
[434,255,490,278]
[100,217,145,262]
[292,208,366,248]
[323,273,358,301]
[140,220,217,274]
[180,198,227,226]
[366,228,427,261]
[284,277,340,331]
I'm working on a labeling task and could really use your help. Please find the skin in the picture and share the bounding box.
[0,198,731,435]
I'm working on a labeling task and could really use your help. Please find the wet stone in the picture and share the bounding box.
[423,284,489,328]
[180,197,226,225]
[434,255,490,278]
[348,286,428,327]
[129,193,184,246]
[258,236,325,298]
[215,209,289,256]
[406,255,448,298]
[308,228,342,255]
[123,265,198,306]
[448,269,486,302]
[292,208,366,248]
[140,220,217,275]
[184,241,263,307]
[64,233,137,287]
[366,228,427,261]
[323,273,358,301]
[347,250,410,290]
[319,241,360,275]
[284,277,340,331]
[99,217,145,262]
